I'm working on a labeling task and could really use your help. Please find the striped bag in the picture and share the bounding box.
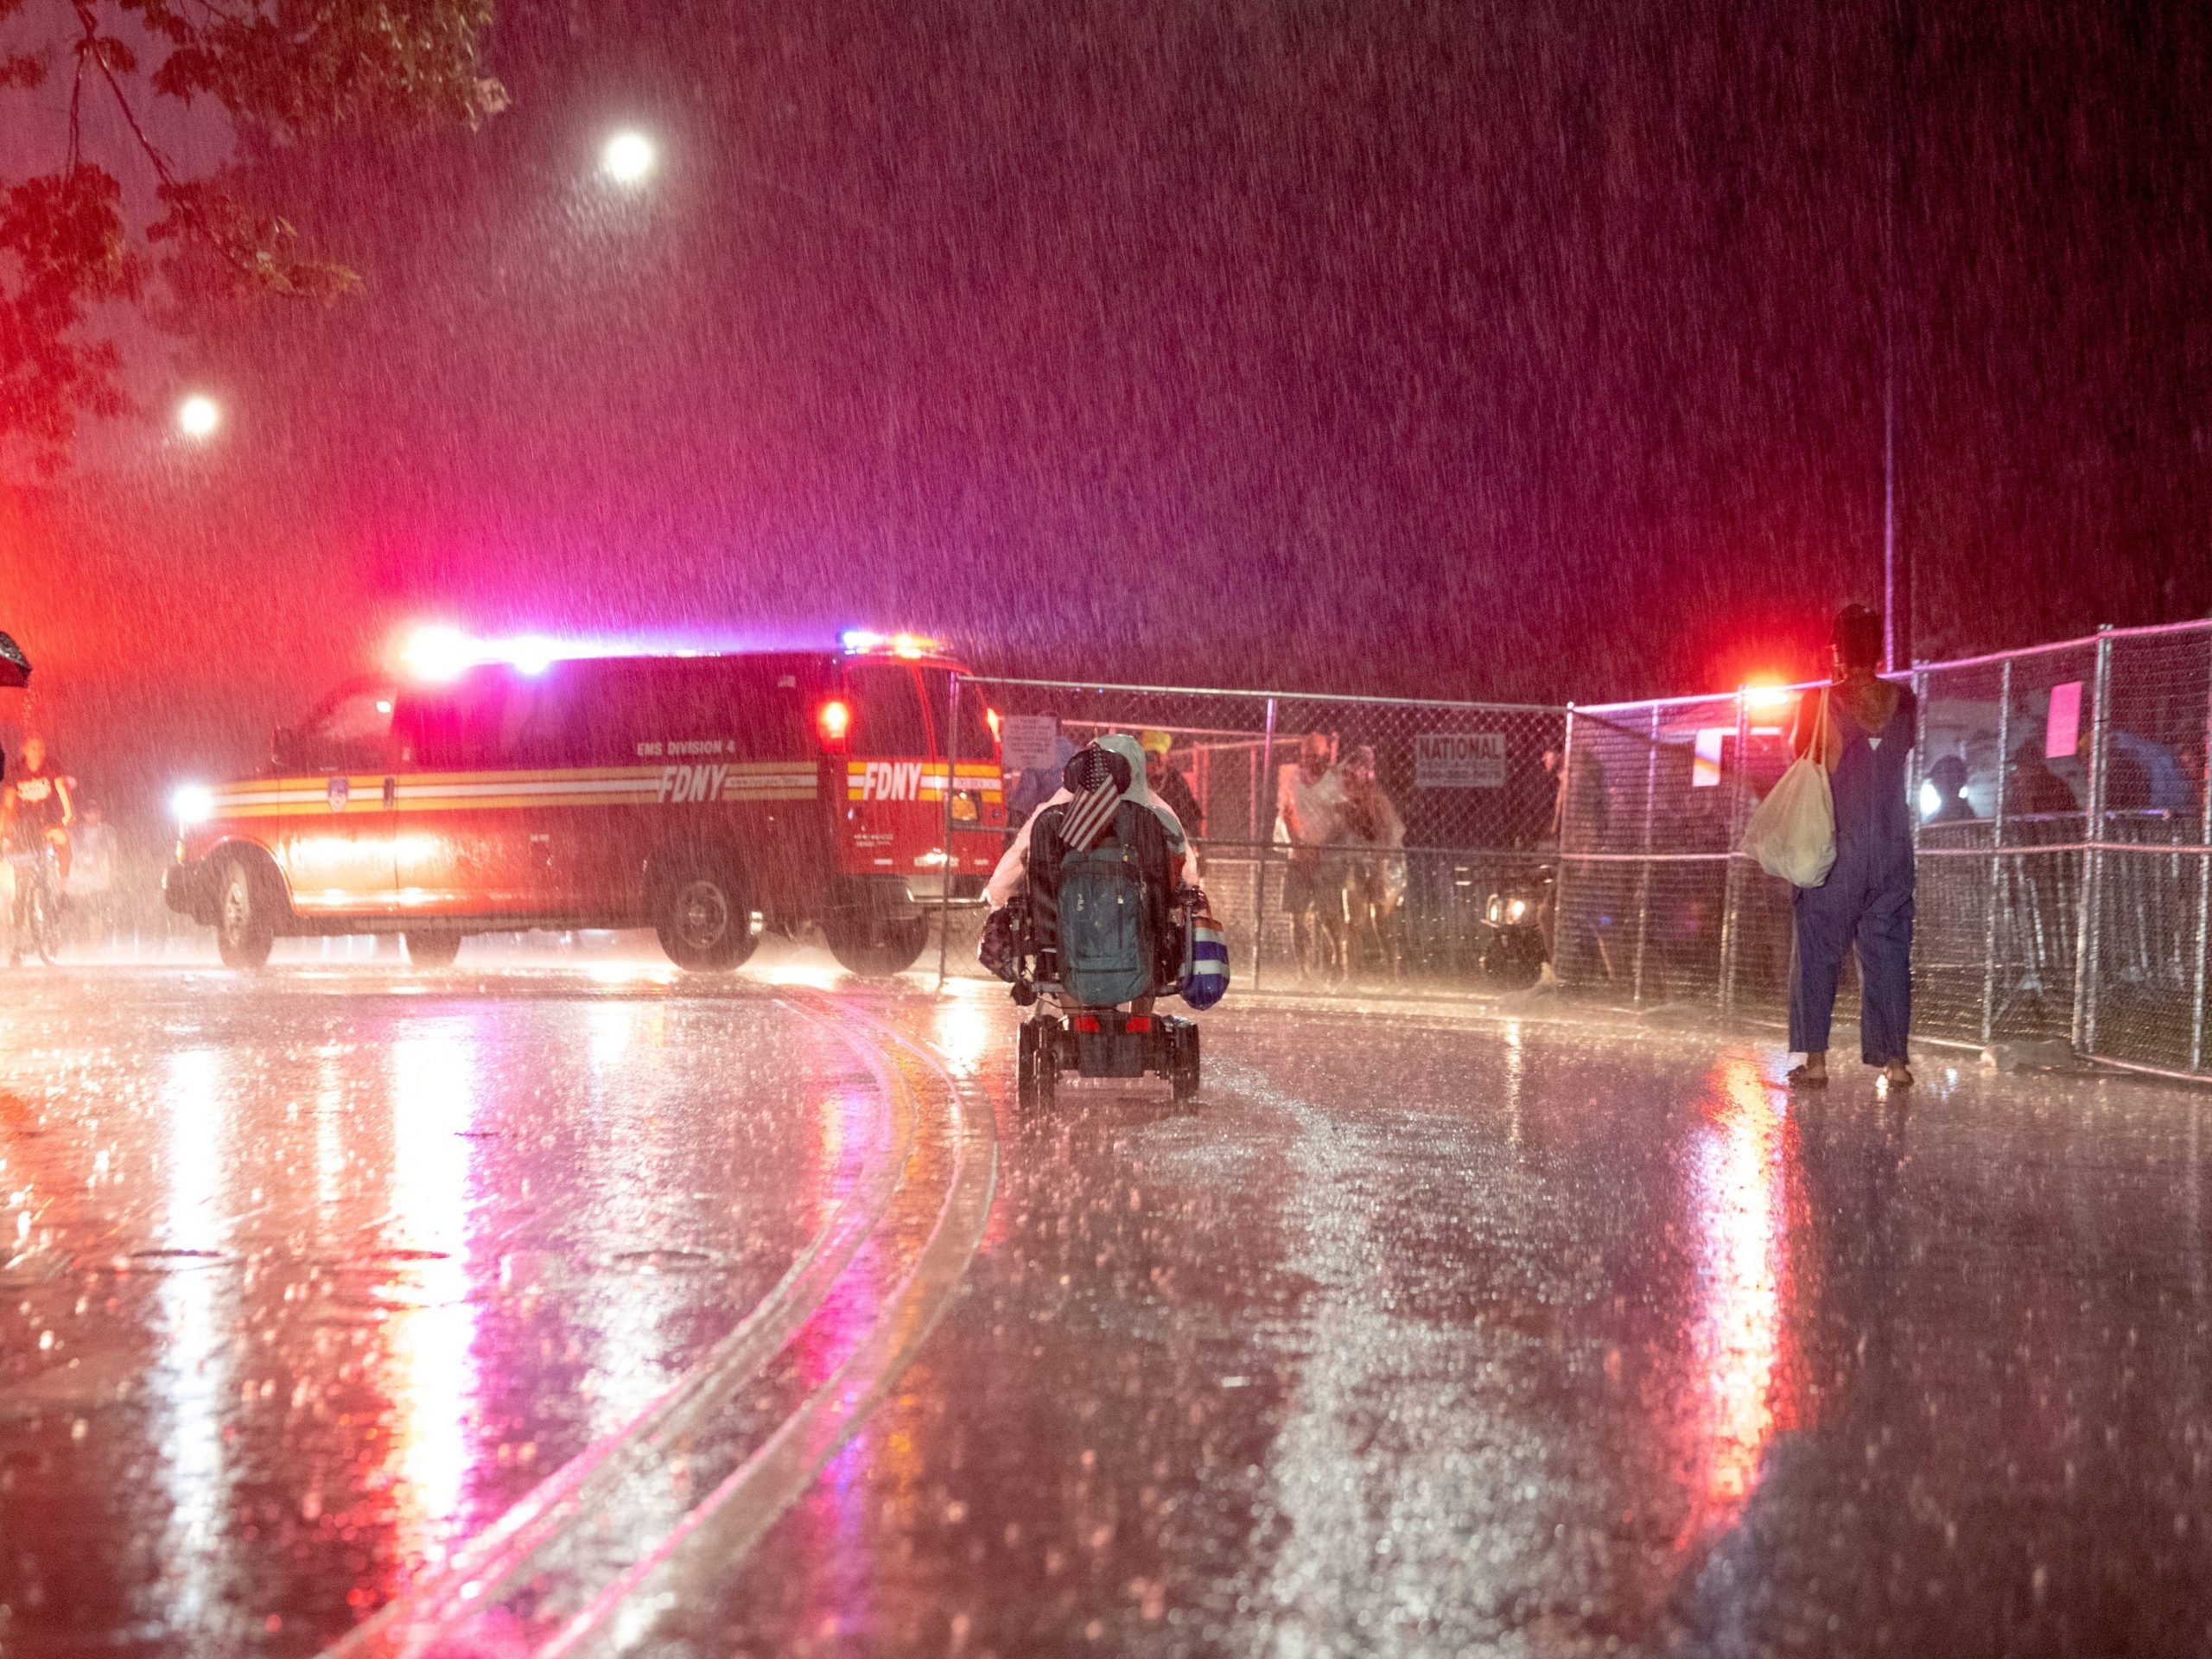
[1179,900,1230,1009]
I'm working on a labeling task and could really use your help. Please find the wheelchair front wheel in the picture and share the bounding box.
[1017,1018,1058,1109]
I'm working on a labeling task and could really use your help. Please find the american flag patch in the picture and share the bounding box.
[1058,783,1123,852]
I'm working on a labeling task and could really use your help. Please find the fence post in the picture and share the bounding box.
[937,669,959,993]
[1631,702,1660,1007]
[1716,690,1751,1022]
[1554,705,1577,984]
[2193,634,2212,1072]
[1255,696,1276,991]
[1981,658,2012,1046]
[2073,627,2114,1054]
[1910,667,1929,856]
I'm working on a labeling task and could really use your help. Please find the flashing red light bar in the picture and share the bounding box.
[842,629,938,659]
[397,626,652,683]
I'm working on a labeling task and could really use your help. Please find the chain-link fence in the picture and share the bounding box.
[947,675,1567,990]
[936,622,2212,1081]
[1556,620,2212,1080]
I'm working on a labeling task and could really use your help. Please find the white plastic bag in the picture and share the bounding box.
[1741,690,1836,887]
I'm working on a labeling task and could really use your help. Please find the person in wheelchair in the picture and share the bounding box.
[981,734,1210,1100]
[984,734,1201,960]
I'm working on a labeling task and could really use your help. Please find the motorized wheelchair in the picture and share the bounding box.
[988,752,1206,1108]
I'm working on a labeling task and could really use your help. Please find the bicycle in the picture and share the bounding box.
[9,842,63,965]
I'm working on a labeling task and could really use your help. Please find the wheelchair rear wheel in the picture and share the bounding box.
[1170,1022,1201,1101]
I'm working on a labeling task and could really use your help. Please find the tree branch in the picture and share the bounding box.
[78,6,276,289]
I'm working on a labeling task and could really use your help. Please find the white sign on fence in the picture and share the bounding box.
[1414,731,1506,789]
[998,715,1064,772]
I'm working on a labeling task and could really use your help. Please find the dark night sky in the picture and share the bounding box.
[6,0,2210,794]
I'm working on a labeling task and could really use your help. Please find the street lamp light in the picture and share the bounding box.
[177,394,220,439]
[601,130,656,186]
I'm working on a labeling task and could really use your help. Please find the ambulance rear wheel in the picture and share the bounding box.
[213,855,276,970]
[654,862,759,971]
[823,913,930,977]
[404,931,462,969]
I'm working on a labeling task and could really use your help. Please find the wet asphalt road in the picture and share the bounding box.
[3,951,2211,1656]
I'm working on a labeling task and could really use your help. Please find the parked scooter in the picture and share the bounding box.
[1477,865,1551,987]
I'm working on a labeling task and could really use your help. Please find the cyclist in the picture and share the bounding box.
[3,734,73,964]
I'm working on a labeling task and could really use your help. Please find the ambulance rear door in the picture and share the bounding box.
[915,667,1007,880]
[838,661,938,878]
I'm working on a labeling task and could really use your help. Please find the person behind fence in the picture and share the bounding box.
[70,800,117,950]
[1999,741,2081,992]
[1276,732,1347,981]
[1338,744,1406,976]
[1537,740,1611,982]
[1139,730,1203,842]
[2007,741,2079,821]
[2177,735,2208,842]
[1787,604,1917,1090]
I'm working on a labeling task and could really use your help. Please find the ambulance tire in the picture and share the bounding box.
[213,854,277,970]
[404,931,462,969]
[823,913,930,977]
[653,857,759,971]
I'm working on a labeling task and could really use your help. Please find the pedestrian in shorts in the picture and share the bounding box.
[1277,733,1347,982]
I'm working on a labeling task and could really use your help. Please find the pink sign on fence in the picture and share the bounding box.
[2045,681,2082,760]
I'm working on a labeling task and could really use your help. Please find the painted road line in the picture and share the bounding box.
[319,995,914,1659]
[544,994,999,1656]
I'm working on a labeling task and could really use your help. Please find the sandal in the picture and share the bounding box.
[1786,1064,1829,1089]
[1880,1063,1915,1089]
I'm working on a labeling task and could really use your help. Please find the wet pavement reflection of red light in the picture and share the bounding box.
[1680,1052,1809,1540]
[4,966,2212,1655]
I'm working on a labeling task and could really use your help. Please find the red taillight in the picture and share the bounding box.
[817,700,851,747]
[1073,1014,1102,1033]
[1125,1015,1152,1033]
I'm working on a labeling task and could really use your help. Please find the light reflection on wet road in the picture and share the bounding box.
[3,963,2210,1656]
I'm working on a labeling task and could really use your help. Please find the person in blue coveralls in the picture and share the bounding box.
[1787,604,1917,1090]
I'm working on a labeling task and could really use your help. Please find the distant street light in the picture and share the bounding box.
[177,394,221,439]
[601,130,656,186]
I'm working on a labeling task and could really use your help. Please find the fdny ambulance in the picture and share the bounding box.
[164,636,1006,973]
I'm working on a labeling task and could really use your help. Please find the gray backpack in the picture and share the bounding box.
[1052,804,1162,1007]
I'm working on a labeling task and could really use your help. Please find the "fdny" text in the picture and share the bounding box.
[856,760,925,801]
[658,764,728,804]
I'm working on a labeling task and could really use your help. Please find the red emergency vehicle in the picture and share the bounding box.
[164,637,1006,972]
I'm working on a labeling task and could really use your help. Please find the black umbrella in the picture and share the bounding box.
[0,632,27,689]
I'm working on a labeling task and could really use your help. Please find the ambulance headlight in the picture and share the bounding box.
[172,784,215,825]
